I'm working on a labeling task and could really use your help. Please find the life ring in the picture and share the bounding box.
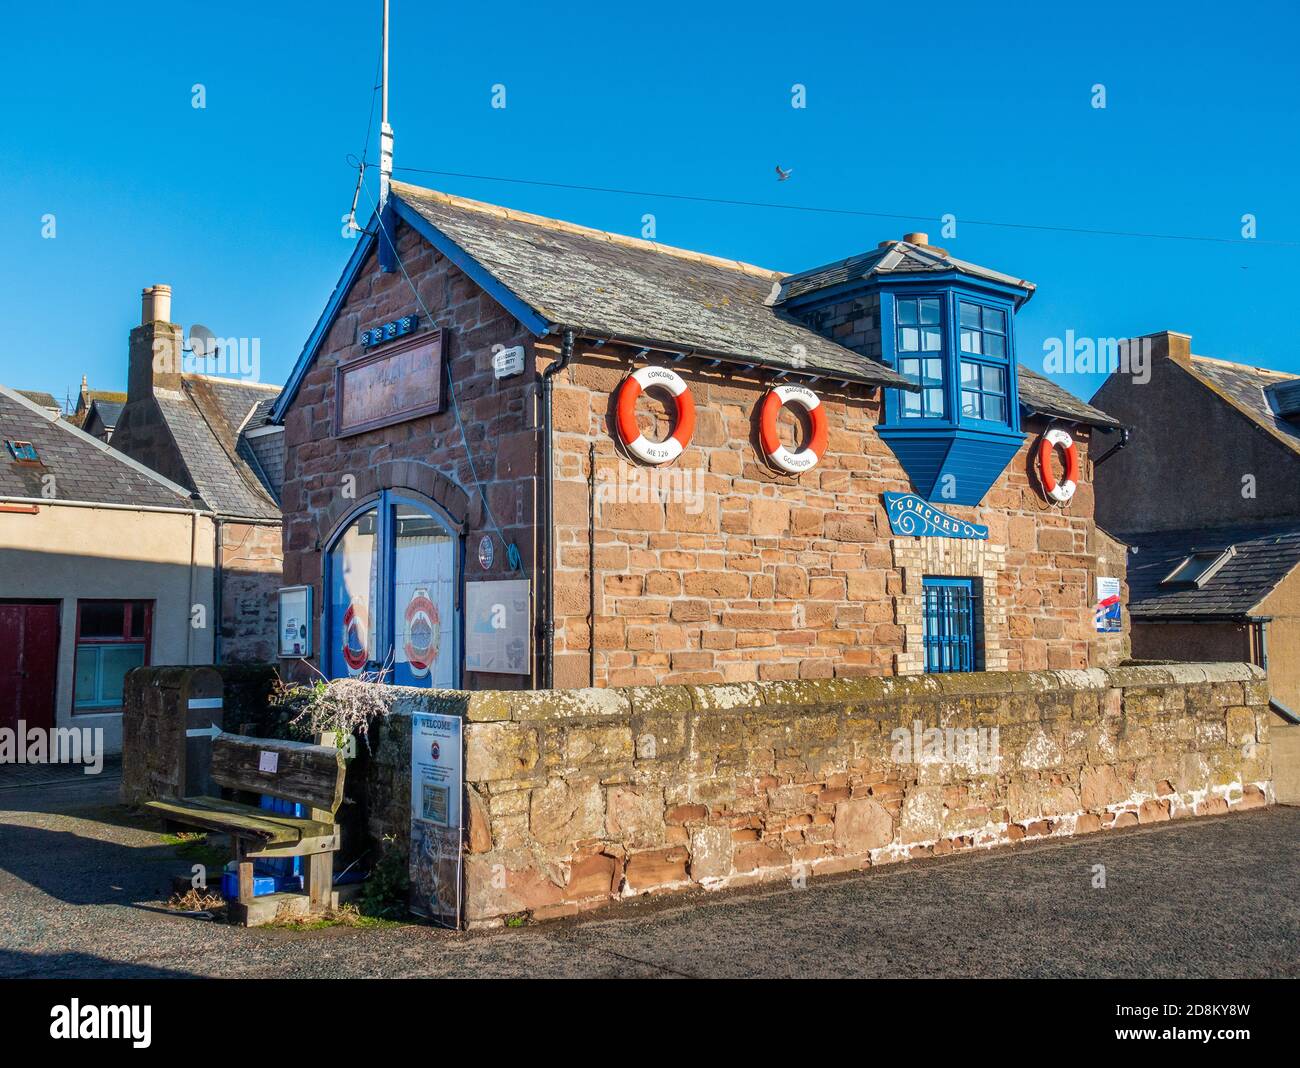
[615,366,696,464]
[341,602,369,673]
[758,385,828,473]
[1037,427,1079,503]
[402,588,439,679]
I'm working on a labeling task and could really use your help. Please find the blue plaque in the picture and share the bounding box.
[882,492,988,540]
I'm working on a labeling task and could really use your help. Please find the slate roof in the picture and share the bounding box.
[776,240,1036,305]
[1184,354,1300,455]
[155,375,282,519]
[1018,366,1120,429]
[391,181,915,388]
[0,385,195,510]
[88,399,124,427]
[1121,521,1300,618]
[17,390,60,412]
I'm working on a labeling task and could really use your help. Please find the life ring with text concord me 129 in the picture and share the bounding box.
[1038,426,1079,503]
[758,384,828,474]
[615,366,696,465]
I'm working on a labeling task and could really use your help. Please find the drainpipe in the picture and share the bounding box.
[1092,425,1130,466]
[540,327,578,688]
[213,518,224,665]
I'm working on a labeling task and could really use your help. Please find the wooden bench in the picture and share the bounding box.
[146,733,346,922]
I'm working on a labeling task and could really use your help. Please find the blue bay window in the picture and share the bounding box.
[878,284,1026,506]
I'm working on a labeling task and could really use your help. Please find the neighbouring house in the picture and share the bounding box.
[0,384,216,752]
[107,284,284,663]
[16,390,62,419]
[269,181,1127,692]
[1094,331,1300,720]
[70,377,128,441]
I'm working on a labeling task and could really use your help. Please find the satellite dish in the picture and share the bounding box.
[188,323,217,360]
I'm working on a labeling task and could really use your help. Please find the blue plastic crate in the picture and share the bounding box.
[258,795,305,880]
[220,871,303,901]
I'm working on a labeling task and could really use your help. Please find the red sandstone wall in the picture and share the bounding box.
[279,222,538,687]
[545,341,1127,687]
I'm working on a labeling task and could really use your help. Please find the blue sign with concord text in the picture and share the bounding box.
[882,493,988,540]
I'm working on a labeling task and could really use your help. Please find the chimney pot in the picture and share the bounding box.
[903,232,929,246]
[141,284,173,325]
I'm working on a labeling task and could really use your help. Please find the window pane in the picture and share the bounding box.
[960,302,980,327]
[74,648,100,707]
[960,328,981,354]
[986,395,1006,423]
[127,601,148,639]
[919,299,941,325]
[79,602,125,640]
[924,358,944,382]
[962,391,980,417]
[393,504,456,688]
[900,357,919,380]
[984,333,1006,357]
[897,299,917,325]
[921,327,942,351]
[329,508,379,676]
[925,388,945,415]
[982,364,1005,391]
[983,307,1006,333]
[902,391,921,416]
[961,361,979,385]
[98,644,145,705]
[899,327,920,352]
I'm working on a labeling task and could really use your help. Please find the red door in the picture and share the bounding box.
[0,603,60,731]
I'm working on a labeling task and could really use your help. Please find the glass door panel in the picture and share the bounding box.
[328,508,379,677]
[391,503,457,688]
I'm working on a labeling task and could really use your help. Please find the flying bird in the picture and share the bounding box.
[775,165,792,182]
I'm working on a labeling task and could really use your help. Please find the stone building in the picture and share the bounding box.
[1093,331,1300,719]
[272,181,1126,691]
[108,285,284,663]
[0,384,216,752]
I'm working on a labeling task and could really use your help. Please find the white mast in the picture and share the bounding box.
[378,0,394,211]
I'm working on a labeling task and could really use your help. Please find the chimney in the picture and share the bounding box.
[1133,330,1192,369]
[128,284,183,401]
[903,232,929,246]
[78,374,89,413]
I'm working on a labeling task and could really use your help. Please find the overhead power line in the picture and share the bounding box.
[389,164,1297,249]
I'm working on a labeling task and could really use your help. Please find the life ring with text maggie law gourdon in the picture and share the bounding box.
[1038,426,1079,503]
[615,366,696,465]
[758,384,828,473]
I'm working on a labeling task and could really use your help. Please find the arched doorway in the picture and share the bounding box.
[324,492,461,687]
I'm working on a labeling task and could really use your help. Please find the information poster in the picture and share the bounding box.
[409,714,463,927]
[1095,576,1122,633]
[464,579,531,675]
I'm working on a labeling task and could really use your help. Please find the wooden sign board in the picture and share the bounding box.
[334,331,444,438]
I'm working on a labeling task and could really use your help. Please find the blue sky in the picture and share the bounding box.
[1,0,1296,409]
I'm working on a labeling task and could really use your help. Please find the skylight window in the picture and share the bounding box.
[4,440,40,463]
[1160,547,1235,587]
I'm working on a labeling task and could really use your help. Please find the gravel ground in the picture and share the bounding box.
[0,774,1296,979]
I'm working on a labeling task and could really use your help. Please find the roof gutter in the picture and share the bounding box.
[0,494,209,517]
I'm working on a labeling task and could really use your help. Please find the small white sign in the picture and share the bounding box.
[258,751,279,774]
[492,345,526,379]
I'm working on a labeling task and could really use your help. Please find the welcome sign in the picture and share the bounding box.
[882,492,988,540]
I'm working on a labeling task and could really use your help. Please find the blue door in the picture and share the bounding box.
[922,577,979,673]
[325,493,460,687]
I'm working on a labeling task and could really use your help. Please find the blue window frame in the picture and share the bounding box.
[958,300,1011,426]
[922,577,980,673]
[896,296,946,418]
[323,491,463,688]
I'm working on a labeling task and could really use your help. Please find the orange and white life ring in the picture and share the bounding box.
[615,366,695,465]
[758,384,828,473]
[1038,427,1079,503]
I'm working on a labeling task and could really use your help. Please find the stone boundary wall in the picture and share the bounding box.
[363,663,1272,927]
